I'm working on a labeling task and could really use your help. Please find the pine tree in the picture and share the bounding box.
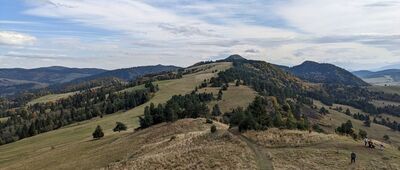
[345,108,351,116]
[92,125,104,139]
[212,104,222,116]
[217,90,223,100]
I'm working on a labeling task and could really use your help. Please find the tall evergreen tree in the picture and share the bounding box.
[212,104,222,116]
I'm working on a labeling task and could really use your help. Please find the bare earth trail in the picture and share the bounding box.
[229,129,274,170]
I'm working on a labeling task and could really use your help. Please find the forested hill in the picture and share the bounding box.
[71,65,181,82]
[0,66,106,84]
[288,61,368,86]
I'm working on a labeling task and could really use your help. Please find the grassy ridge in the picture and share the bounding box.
[0,62,232,170]
[27,91,78,105]
[197,83,257,113]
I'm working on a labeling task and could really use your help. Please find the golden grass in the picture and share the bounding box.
[371,99,400,107]
[314,100,400,147]
[198,83,257,113]
[108,118,257,170]
[244,128,337,148]
[27,91,78,105]
[368,85,400,95]
[0,62,232,170]
[245,129,400,170]
[0,117,8,123]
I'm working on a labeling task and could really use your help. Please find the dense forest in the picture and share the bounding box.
[0,81,158,145]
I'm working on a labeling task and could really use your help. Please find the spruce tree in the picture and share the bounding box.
[212,104,222,116]
[92,125,104,139]
[217,90,223,100]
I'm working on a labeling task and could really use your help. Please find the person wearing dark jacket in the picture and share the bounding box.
[351,152,356,164]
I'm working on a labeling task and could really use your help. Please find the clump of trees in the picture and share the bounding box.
[336,120,359,139]
[226,96,309,132]
[139,93,214,128]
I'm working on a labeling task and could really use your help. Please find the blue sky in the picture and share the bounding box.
[1,0,400,70]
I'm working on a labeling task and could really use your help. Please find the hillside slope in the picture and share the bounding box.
[0,66,106,84]
[72,65,180,82]
[0,62,232,170]
[353,69,400,86]
[289,61,368,86]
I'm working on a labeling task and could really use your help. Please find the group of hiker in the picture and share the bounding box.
[364,137,384,150]
[350,137,385,164]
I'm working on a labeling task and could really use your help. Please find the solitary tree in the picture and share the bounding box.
[217,90,223,100]
[212,104,222,116]
[345,108,351,116]
[92,125,104,139]
[113,122,127,132]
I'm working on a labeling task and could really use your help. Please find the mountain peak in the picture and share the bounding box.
[224,54,247,61]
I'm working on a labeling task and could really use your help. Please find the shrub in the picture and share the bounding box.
[113,122,127,132]
[206,118,213,124]
[383,134,390,141]
[358,129,367,139]
[211,125,217,133]
[312,124,324,133]
[92,125,104,139]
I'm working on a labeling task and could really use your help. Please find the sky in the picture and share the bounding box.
[0,0,400,70]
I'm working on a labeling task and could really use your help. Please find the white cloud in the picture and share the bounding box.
[276,0,400,35]
[0,0,397,70]
[0,31,37,45]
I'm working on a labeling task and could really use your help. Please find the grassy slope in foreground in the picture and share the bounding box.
[0,62,232,170]
[108,118,257,169]
[244,129,400,169]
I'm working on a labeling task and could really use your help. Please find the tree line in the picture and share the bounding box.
[0,82,159,145]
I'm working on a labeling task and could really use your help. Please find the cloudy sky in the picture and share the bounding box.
[1,0,400,70]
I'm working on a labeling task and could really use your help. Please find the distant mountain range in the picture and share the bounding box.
[0,56,376,96]
[0,66,106,84]
[278,61,368,86]
[72,65,180,83]
[0,65,180,96]
[352,69,400,86]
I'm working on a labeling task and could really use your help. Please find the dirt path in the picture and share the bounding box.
[229,130,274,170]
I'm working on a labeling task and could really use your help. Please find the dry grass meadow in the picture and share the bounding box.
[0,62,232,170]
